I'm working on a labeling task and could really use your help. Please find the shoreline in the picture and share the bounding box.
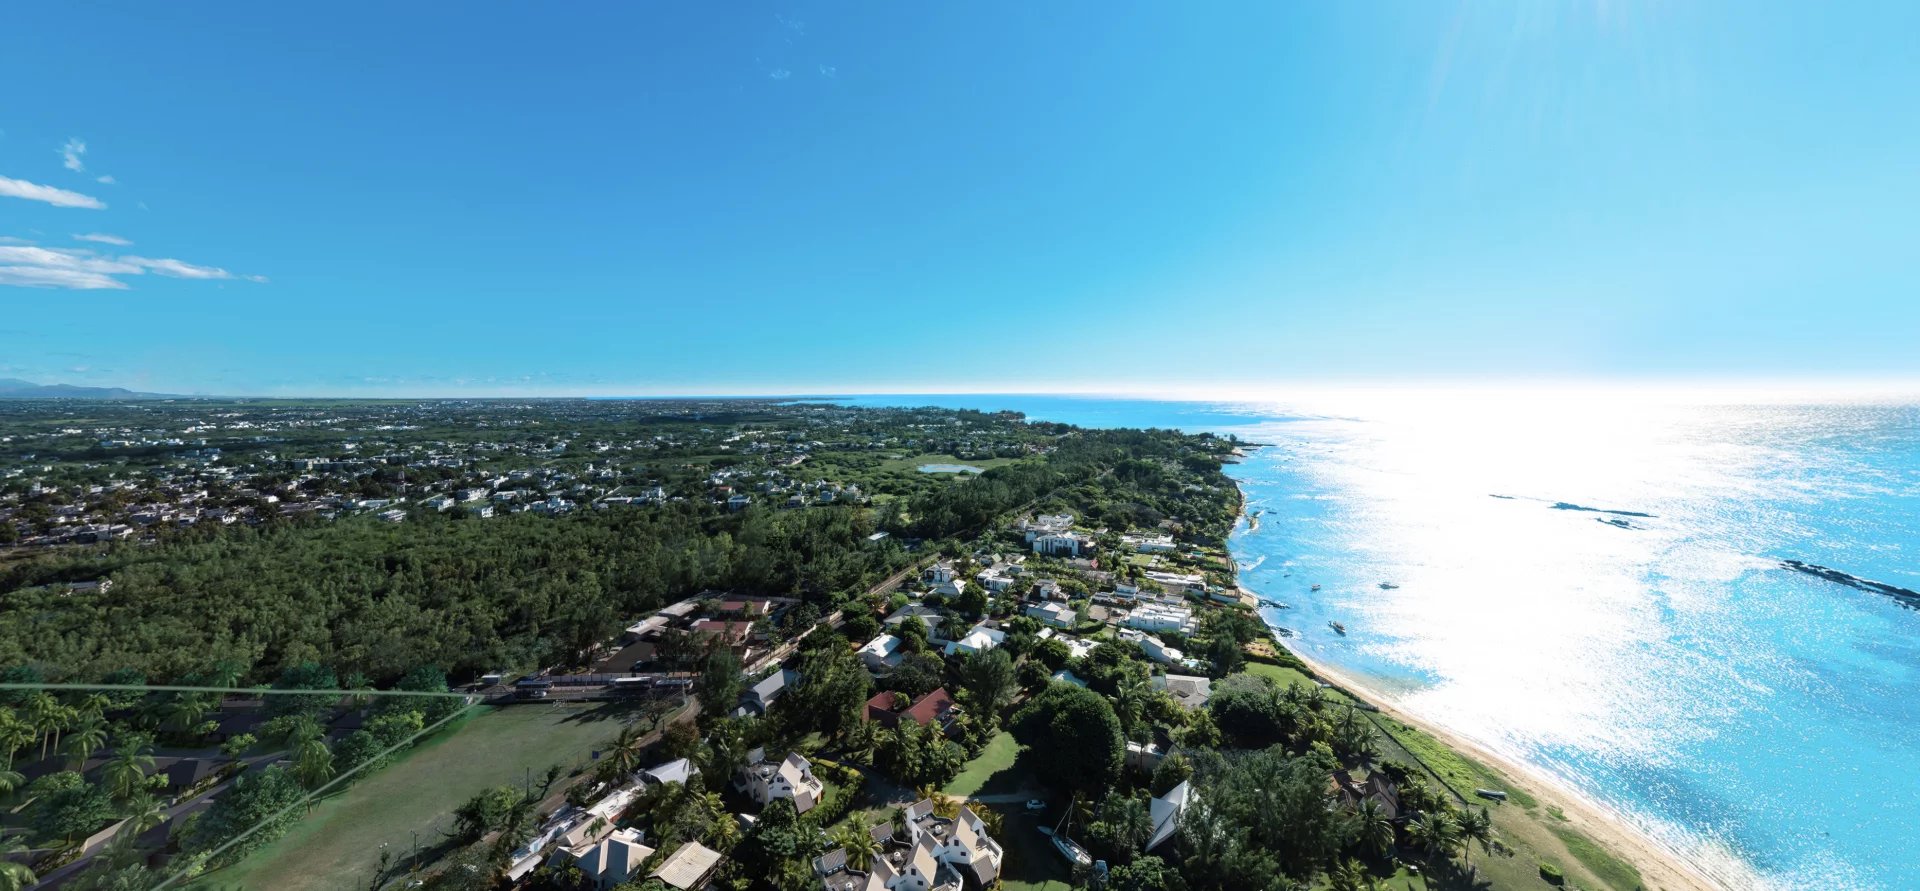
[1275,641,1730,891]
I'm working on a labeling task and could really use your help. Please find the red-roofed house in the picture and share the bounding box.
[865,686,959,733]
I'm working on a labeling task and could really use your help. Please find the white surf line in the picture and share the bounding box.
[150,696,485,890]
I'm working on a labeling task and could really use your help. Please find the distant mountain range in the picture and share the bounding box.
[0,378,179,400]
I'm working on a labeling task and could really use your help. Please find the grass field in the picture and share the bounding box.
[943,732,1025,799]
[993,806,1074,891]
[187,701,643,890]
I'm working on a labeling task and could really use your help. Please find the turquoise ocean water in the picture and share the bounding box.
[834,393,1920,890]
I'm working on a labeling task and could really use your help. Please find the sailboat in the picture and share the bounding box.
[1047,794,1093,866]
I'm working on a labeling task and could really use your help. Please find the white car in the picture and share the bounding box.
[1024,799,1046,812]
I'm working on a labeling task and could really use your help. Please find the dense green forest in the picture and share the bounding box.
[0,504,902,685]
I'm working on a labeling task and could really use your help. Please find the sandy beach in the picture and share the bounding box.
[1281,645,1729,891]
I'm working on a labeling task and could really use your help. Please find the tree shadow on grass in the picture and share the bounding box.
[973,745,1037,797]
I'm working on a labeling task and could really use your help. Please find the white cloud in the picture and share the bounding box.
[0,175,107,209]
[0,245,263,290]
[61,138,87,172]
[770,68,792,80]
[819,65,837,78]
[74,233,132,246]
[96,175,116,185]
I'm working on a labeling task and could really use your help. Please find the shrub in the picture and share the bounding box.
[1539,861,1565,885]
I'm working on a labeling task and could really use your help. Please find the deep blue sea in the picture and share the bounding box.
[834,392,1920,890]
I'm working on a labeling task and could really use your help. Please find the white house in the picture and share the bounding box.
[1121,533,1177,553]
[735,749,826,815]
[1119,628,1184,665]
[858,633,906,671]
[1031,531,1094,558]
[943,622,1005,658]
[1122,603,1196,635]
[930,577,968,600]
[1019,513,1075,542]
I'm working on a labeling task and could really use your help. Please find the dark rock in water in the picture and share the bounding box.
[1782,560,1920,609]
[1550,501,1656,518]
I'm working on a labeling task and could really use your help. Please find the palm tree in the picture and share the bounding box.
[103,743,155,802]
[0,833,37,891]
[704,809,741,851]
[122,794,169,835]
[1355,798,1395,859]
[1112,677,1150,740]
[78,693,113,722]
[1458,807,1494,877]
[0,769,22,798]
[1329,858,1369,891]
[61,717,109,768]
[832,824,880,870]
[25,693,61,762]
[609,724,647,775]
[0,712,31,770]
[1407,810,1462,883]
[160,696,209,737]
[966,801,1005,838]
[293,736,335,791]
[281,714,324,747]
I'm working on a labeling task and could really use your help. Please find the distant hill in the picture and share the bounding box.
[0,378,179,400]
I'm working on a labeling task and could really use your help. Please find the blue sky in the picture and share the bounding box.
[3,2,1917,397]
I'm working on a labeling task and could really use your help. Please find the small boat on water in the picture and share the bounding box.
[1378,582,1399,590]
[1329,621,1346,635]
[1310,584,1321,591]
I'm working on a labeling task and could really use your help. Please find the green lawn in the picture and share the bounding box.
[993,807,1074,891]
[943,732,1025,799]
[187,701,647,890]
[1244,660,1322,690]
